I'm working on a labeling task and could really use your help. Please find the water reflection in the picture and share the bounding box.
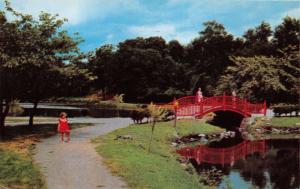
[178,139,300,189]
[20,103,133,117]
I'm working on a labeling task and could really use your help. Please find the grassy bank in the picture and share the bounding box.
[248,117,300,140]
[258,117,300,127]
[93,120,224,189]
[0,149,45,189]
[92,101,139,110]
[0,122,92,189]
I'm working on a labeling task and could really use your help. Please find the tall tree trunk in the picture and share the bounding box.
[102,88,106,101]
[0,99,3,137]
[0,115,5,139]
[29,100,39,127]
[0,100,10,139]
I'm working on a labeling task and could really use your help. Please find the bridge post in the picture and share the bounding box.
[243,99,248,114]
[222,92,226,110]
[222,149,225,167]
[200,100,203,114]
[243,141,247,159]
[262,140,266,153]
[263,100,267,116]
[173,97,178,128]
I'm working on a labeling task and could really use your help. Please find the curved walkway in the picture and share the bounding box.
[34,118,132,189]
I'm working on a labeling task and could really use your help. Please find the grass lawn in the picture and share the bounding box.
[0,149,45,189]
[93,119,224,189]
[254,117,300,127]
[0,123,92,189]
[248,117,300,140]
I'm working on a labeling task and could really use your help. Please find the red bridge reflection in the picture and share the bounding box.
[177,140,267,166]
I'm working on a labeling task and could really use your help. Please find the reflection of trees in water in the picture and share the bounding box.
[191,161,231,187]
[234,142,299,189]
[192,140,299,189]
[267,149,299,189]
[233,153,268,188]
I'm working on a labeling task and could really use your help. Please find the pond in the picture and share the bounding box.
[178,111,300,189]
[20,103,133,118]
[188,137,299,189]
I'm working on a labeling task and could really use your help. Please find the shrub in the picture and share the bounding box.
[130,108,150,124]
[8,100,24,116]
[272,104,299,117]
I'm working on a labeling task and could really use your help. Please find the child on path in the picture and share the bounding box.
[57,112,71,142]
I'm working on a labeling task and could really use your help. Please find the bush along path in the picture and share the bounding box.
[34,118,132,189]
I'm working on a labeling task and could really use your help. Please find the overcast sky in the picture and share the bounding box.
[2,0,299,52]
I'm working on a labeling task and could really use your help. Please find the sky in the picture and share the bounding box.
[1,0,300,52]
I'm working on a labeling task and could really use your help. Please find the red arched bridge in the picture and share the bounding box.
[159,95,266,118]
[177,140,267,166]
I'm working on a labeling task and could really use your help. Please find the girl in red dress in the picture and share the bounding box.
[57,112,71,142]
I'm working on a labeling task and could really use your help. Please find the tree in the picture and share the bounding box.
[186,21,238,95]
[89,37,188,102]
[0,4,28,136]
[167,40,185,62]
[215,56,299,103]
[88,44,115,100]
[273,16,300,53]
[0,1,91,135]
[147,103,165,153]
[242,21,274,56]
[5,2,88,127]
[59,63,95,97]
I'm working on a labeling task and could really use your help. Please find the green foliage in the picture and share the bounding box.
[147,103,167,152]
[0,149,45,189]
[147,103,166,122]
[0,1,91,101]
[8,100,24,116]
[187,21,238,96]
[274,17,300,52]
[94,120,223,189]
[113,94,125,104]
[87,17,300,104]
[242,21,274,56]
[0,2,94,131]
[216,56,299,102]
[88,37,189,102]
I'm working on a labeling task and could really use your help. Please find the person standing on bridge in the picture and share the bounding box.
[196,87,203,103]
[57,112,71,142]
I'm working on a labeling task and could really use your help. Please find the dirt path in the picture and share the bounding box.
[34,118,132,189]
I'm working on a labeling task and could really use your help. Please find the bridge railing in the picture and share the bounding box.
[157,95,266,116]
[177,96,208,106]
[175,95,265,116]
[248,103,265,114]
